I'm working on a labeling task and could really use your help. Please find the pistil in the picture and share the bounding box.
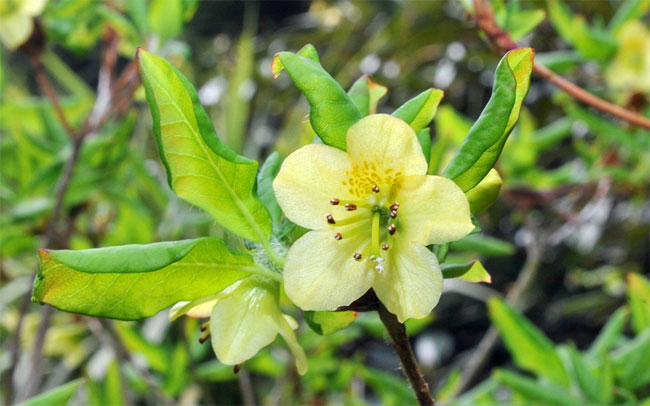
[371,212,381,256]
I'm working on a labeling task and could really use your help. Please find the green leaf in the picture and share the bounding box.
[493,369,579,405]
[465,168,502,214]
[612,328,650,390]
[627,273,650,334]
[138,49,271,242]
[304,310,357,335]
[114,322,169,372]
[443,48,533,192]
[566,345,601,403]
[436,368,462,402]
[33,238,278,320]
[488,298,570,386]
[224,32,254,153]
[416,128,432,163]
[148,0,183,43]
[392,89,444,131]
[587,307,628,358]
[441,260,491,283]
[272,44,361,150]
[18,378,84,406]
[347,75,388,116]
[506,9,546,40]
[104,361,124,406]
[608,0,650,34]
[257,152,283,227]
[450,234,515,257]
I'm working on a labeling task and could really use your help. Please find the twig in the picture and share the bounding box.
[378,302,435,406]
[472,0,650,130]
[237,368,256,406]
[455,223,546,395]
[30,55,76,138]
[7,32,140,403]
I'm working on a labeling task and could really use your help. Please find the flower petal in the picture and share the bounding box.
[346,114,427,179]
[273,144,355,230]
[169,296,219,321]
[209,280,279,366]
[396,175,474,245]
[276,315,309,375]
[284,230,375,311]
[373,241,443,323]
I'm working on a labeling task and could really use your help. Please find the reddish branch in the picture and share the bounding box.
[7,29,141,403]
[473,0,650,130]
[378,303,435,405]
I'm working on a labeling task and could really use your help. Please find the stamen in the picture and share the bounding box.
[327,214,336,224]
[390,210,398,219]
[372,185,380,193]
[334,232,342,240]
[330,198,340,205]
[381,243,390,250]
[388,224,396,235]
[198,331,210,344]
[389,203,400,211]
[345,203,357,211]
[233,365,241,374]
[353,252,362,261]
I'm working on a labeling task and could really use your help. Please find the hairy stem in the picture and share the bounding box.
[378,303,435,406]
[472,0,650,130]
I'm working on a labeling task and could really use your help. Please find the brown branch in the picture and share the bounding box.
[7,32,141,403]
[473,0,650,130]
[30,55,77,138]
[378,302,435,406]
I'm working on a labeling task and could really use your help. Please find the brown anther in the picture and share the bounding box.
[334,232,342,240]
[381,243,390,250]
[330,198,340,205]
[389,203,400,211]
[200,324,207,332]
[390,210,398,218]
[345,203,357,211]
[353,252,362,260]
[233,364,241,374]
[388,224,396,235]
[372,185,380,193]
[327,214,336,224]
[198,335,210,344]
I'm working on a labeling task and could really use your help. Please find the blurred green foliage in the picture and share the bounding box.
[1,0,648,405]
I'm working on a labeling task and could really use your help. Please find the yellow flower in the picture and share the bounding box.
[274,114,473,322]
[0,0,47,50]
[605,21,650,100]
[170,277,308,375]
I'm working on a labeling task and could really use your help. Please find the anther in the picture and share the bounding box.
[381,243,390,250]
[372,185,380,193]
[330,198,340,205]
[353,252,362,261]
[389,203,400,211]
[198,334,210,344]
[345,203,357,211]
[233,364,241,374]
[327,214,336,224]
[388,224,396,235]
[390,210,398,218]
[334,232,342,240]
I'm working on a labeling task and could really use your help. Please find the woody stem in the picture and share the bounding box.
[378,302,435,405]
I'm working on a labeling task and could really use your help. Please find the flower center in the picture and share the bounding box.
[325,178,401,270]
